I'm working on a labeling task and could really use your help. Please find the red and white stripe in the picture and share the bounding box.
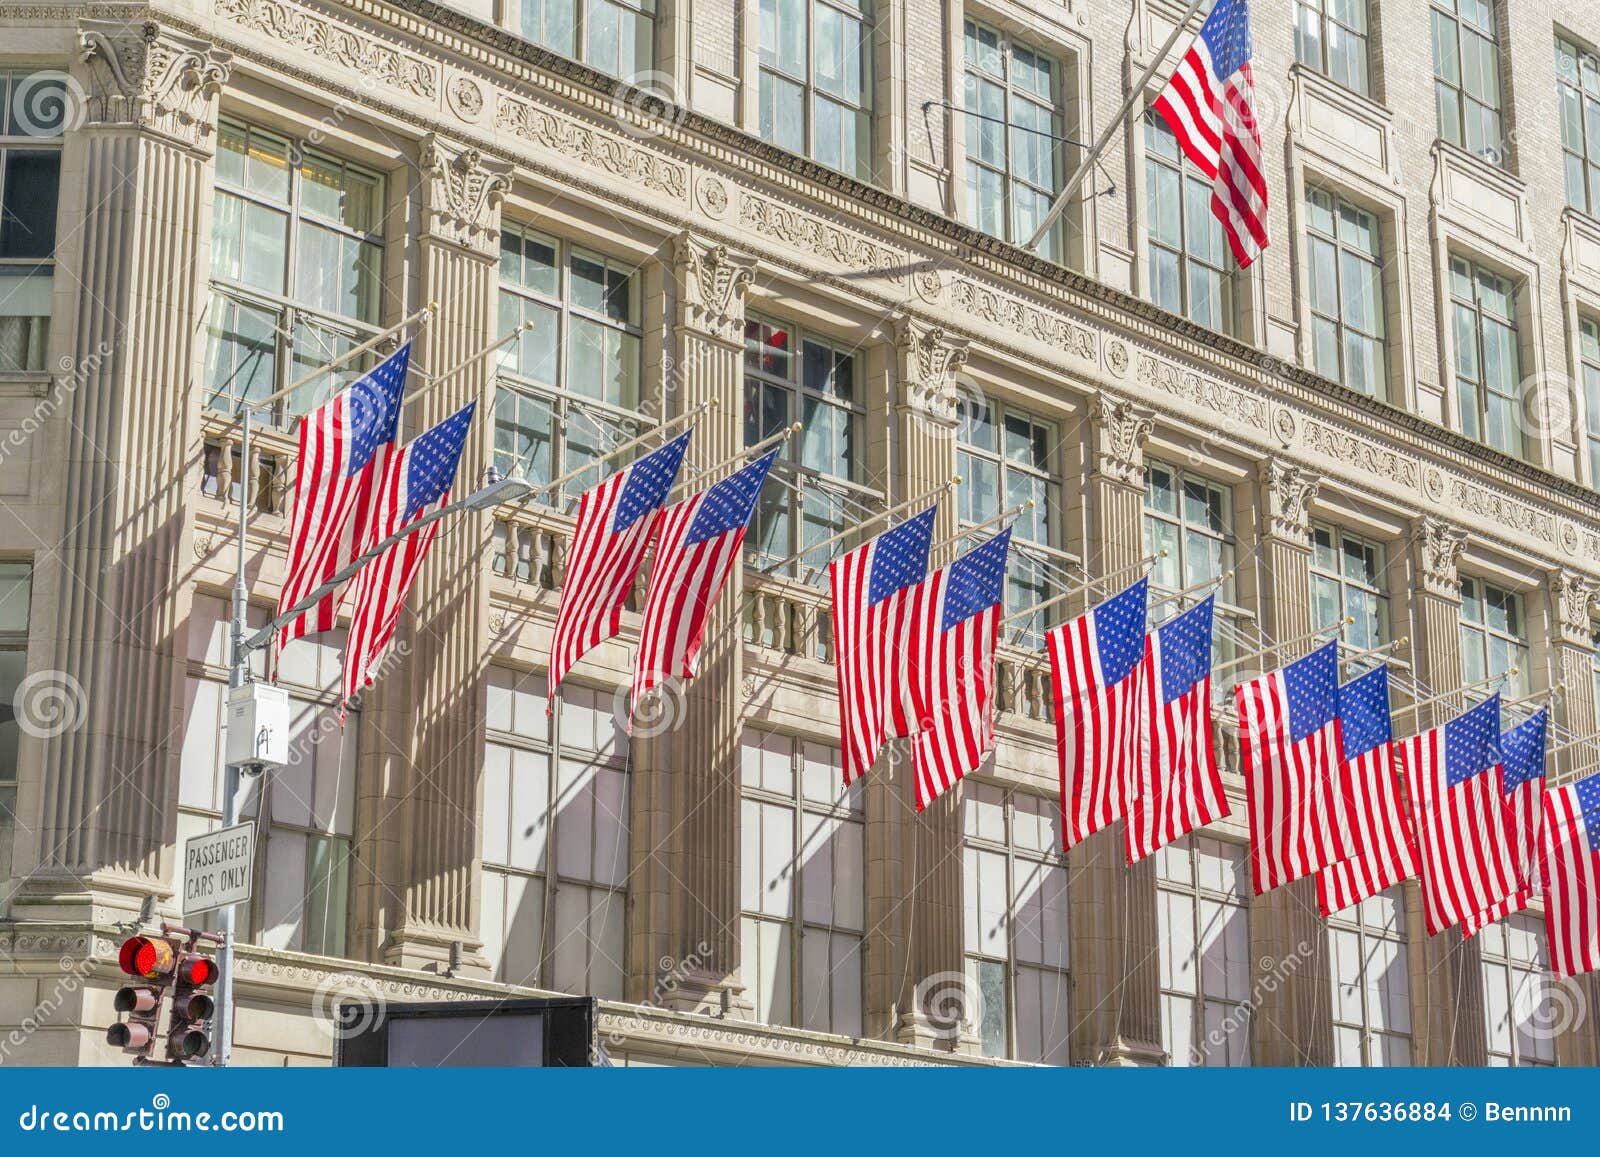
[1316,741,1420,917]
[1539,784,1600,978]
[830,546,921,786]
[906,574,1003,812]
[1125,642,1227,863]
[1048,611,1142,849]
[1461,775,1545,936]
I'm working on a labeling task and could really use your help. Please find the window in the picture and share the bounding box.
[1294,0,1371,96]
[1459,576,1529,700]
[519,0,655,78]
[962,783,1070,1062]
[1580,318,1600,487]
[1143,460,1239,660]
[205,119,386,423]
[481,670,629,998]
[1157,835,1251,1065]
[1557,37,1600,215]
[178,596,356,956]
[1430,0,1503,164]
[496,225,644,500]
[741,731,865,1036]
[1329,891,1413,1066]
[758,0,872,179]
[0,561,31,916]
[1449,256,1521,458]
[1592,623,1600,728]
[743,318,871,577]
[1310,524,1387,650]
[0,72,65,374]
[1305,187,1386,397]
[1145,112,1231,333]
[1480,914,1556,1065]
[962,20,1064,260]
[956,397,1063,647]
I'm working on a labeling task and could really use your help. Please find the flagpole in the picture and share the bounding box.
[241,303,437,416]
[1147,569,1232,612]
[1023,0,1212,251]
[997,551,1163,628]
[672,423,802,496]
[1503,684,1563,712]
[757,478,960,575]
[514,399,718,505]
[402,321,532,405]
[1337,636,1410,666]
[1210,618,1350,676]
[929,501,1031,557]
[1389,669,1519,722]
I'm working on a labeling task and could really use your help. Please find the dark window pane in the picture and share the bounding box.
[0,151,61,260]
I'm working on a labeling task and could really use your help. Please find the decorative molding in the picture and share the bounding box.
[495,94,687,200]
[740,194,901,277]
[1299,416,1421,492]
[1416,516,1470,599]
[446,73,485,122]
[1261,458,1321,542]
[1135,352,1269,434]
[894,316,971,428]
[419,134,511,256]
[1447,475,1558,549]
[77,18,230,149]
[673,233,756,342]
[1091,393,1155,487]
[948,278,1096,364]
[1551,569,1599,646]
[214,0,435,98]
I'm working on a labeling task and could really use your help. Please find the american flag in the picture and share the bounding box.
[1047,577,1148,849]
[1462,709,1549,936]
[1126,596,1228,864]
[1398,694,1519,937]
[1236,639,1353,894]
[1316,664,1420,917]
[1150,0,1269,267]
[1538,771,1600,978]
[906,528,1012,811]
[342,401,477,707]
[630,448,778,712]
[277,342,409,652]
[547,430,692,701]
[829,506,936,786]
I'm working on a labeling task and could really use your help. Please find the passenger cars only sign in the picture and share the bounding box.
[183,822,256,916]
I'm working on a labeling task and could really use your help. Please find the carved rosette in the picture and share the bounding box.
[419,135,512,258]
[894,316,972,429]
[1416,516,1470,599]
[673,233,756,343]
[1550,569,1600,647]
[1261,458,1321,544]
[1090,392,1155,487]
[77,19,231,150]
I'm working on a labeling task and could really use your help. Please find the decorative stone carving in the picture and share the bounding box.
[419,134,512,257]
[673,233,756,343]
[1091,393,1155,487]
[695,174,729,219]
[446,74,485,122]
[1135,353,1269,433]
[1261,458,1321,542]
[949,278,1096,363]
[77,19,230,149]
[894,316,972,428]
[1551,569,1599,646]
[740,195,901,277]
[1417,516,1470,599]
[214,0,436,98]
[496,96,687,200]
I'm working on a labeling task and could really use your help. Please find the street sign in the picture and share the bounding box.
[182,822,255,917]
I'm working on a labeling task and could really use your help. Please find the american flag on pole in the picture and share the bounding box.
[277,342,409,652]
[630,448,778,712]
[1126,596,1228,863]
[1150,0,1269,266]
[547,430,692,701]
[1538,771,1600,978]
[1236,639,1353,894]
[1399,694,1519,937]
[1047,577,1148,849]
[829,506,936,786]
[342,401,476,707]
[906,528,1012,811]
[1316,664,1420,917]
[1462,709,1549,936]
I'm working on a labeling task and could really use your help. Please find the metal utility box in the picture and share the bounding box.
[224,682,291,768]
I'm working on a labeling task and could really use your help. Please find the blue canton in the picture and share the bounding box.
[1157,596,1214,706]
[940,528,1011,633]
[867,506,935,607]
[1200,0,1254,80]
[1093,576,1148,687]
[1575,771,1600,854]
[344,342,410,477]
[1338,664,1392,762]
[401,401,476,523]
[685,448,778,545]
[1500,709,1548,791]
[613,430,691,533]
[1444,694,1502,787]
[1283,639,1339,745]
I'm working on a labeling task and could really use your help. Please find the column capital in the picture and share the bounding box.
[1090,392,1154,487]
[673,232,756,342]
[893,315,971,430]
[419,134,512,258]
[1414,516,1469,599]
[1259,457,1321,545]
[76,19,230,151]
[1550,568,1600,649]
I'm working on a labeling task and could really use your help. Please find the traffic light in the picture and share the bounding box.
[107,926,221,1065]
[166,950,218,1060]
[108,935,177,1059]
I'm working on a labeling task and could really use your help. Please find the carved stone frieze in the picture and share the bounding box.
[1416,516,1470,599]
[1135,353,1269,433]
[1091,393,1155,487]
[495,95,687,200]
[1448,476,1557,548]
[1300,417,1421,492]
[213,0,435,98]
[673,233,756,343]
[77,19,230,149]
[740,195,901,276]
[419,134,511,257]
[949,278,1096,363]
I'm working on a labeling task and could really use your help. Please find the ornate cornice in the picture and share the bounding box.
[1091,393,1155,487]
[673,233,756,343]
[1261,458,1321,543]
[1416,516,1470,599]
[77,18,229,150]
[418,133,511,257]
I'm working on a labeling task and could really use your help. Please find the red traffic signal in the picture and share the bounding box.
[177,955,216,986]
[117,936,177,980]
[166,950,219,1063]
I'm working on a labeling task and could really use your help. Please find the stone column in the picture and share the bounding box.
[630,233,753,1013]
[1403,516,1489,1065]
[1245,459,1336,1066]
[378,136,509,974]
[17,20,228,921]
[1068,393,1166,1065]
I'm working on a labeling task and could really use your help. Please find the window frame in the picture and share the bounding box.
[1309,521,1388,651]
[0,70,66,376]
[1143,109,1234,335]
[1156,834,1253,1066]
[1327,890,1414,1066]
[1142,459,1244,660]
[1430,0,1505,165]
[1458,574,1530,700]
[1579,316,1600,488]
[1556,35,1600,216]
[1479,913,1557,1065]
[757,0,874,179]
[0,559,31,917]
[517,0,657,78]
[1293,0,1372,97]
[1304,185,1387,399]
[1447,254,1522,459]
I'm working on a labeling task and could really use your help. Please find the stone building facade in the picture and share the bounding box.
[1,0,1599,1066]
